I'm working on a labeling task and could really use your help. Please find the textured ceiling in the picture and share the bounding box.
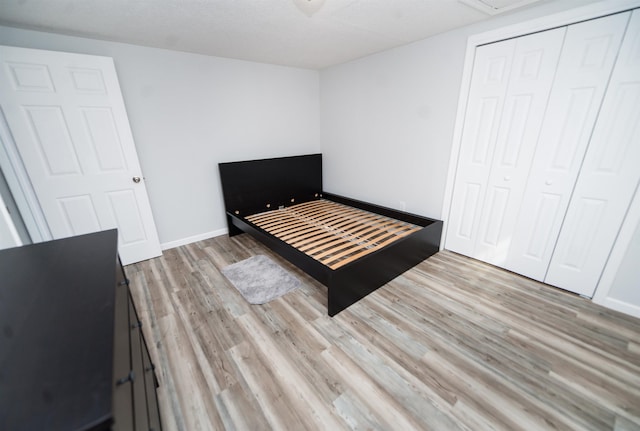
[0,0,537,69]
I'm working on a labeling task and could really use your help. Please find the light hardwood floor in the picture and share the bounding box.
[126,233,640,431]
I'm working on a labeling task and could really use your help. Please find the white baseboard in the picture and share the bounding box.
[160,228,228,251]
[594,296,640,319]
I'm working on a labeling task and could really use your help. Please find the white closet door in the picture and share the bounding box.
[504,12,631,281]
[546,10,640,297]
[446,39,516,256]
[0,46,162,264]
[473,28,565,266]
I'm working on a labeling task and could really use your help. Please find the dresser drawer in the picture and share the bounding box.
[114,262,163,431]
[113,265,134,431]
[129,293,150,431]
[142,336,162,431]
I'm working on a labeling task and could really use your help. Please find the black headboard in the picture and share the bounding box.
[218,154,322,216]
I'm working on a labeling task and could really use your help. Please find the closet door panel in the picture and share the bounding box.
[474,28,565,266]
[504,12,631,281]
[446,39,516,256]
[546,10,640,296]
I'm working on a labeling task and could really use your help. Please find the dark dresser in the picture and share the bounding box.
[0,229,162,431]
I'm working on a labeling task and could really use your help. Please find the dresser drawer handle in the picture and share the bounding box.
[116,370,135,385]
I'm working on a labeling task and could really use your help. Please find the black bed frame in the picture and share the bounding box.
[218,154,443,316]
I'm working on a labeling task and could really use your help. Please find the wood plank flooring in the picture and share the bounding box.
[126,234,640,431]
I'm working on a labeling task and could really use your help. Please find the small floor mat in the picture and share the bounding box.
[221,255,301,304]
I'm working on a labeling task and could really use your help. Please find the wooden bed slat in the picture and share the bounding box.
[324,229,417,269]
[245,200,421,270]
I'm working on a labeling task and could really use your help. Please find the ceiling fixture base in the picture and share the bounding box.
[292,0,327,17]
[459,0,543,15]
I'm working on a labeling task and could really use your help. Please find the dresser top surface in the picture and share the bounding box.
[0,229,120,431]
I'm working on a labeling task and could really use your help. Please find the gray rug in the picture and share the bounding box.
[221,255,301,304]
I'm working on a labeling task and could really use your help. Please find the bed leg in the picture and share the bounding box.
[327,284,348,317]
[227,215,244,237]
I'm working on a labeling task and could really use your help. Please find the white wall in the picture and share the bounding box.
[319,0,602,219]
[0,191,21,250]
[0,26,320,247]
[0,167,29,245]
[594,186,640,318]
[609,222,640,308]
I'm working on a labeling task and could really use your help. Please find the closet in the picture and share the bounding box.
[446,9,640,297]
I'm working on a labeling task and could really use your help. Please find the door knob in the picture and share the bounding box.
[132,176,141,183]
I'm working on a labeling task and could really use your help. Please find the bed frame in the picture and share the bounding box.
[218,154,443,316]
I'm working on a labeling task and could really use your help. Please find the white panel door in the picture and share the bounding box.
[446,38,516,257]
[504,12,631,281]
[0,46,161,264]
[546,10,640,297]
[473,28,565,266]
